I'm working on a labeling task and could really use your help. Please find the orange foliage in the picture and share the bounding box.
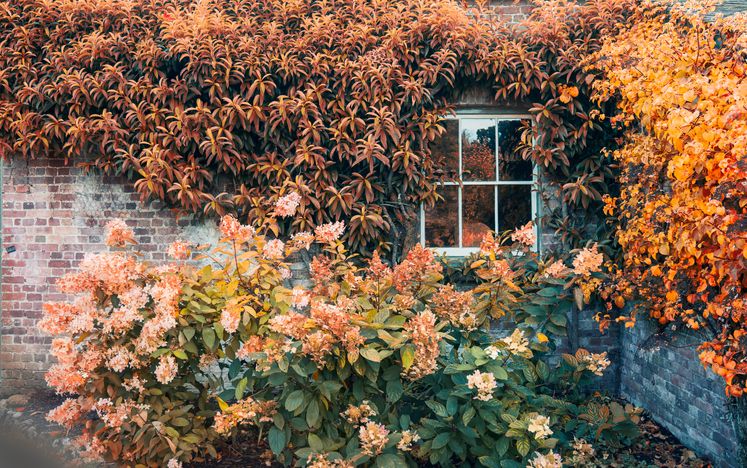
[593,0,747,396]
[0,0,641,255]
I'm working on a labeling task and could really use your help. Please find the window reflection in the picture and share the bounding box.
[498,120,533,181]
[461,119,496,181]
[424,186,458,248]
[462,186,495,247]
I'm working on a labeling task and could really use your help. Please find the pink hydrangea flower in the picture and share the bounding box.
[314,221,345,243]
[274,192,302,217]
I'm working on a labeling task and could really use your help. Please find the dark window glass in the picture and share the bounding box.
[431,119,459,178]
[498,185,532,232]
[498,120,532,181]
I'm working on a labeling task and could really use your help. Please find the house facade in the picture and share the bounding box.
[1,1,745,466]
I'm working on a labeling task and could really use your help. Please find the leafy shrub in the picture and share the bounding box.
[0,0,641,255]
[590,0,747,397]
[42,197,635,467]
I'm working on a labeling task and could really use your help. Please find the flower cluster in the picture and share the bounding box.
[392,244,443,294]
[572,244,603,276]
[155,355,178,384]
[500,329,530,355]
[358,421,390,456]
[314,221,345,244]
[263,238,286,259]
[527,451,562,468]
[580,351,611,376]
[104,219,135,247]
[527,414,553,440]
[431,285,478,331]
[396,430,420,452]
[570,438,595,464]
[274,192,302,217]
[510,221,536,247]
[167,240,191,260]
[403,310,440,380]
[341,401,377,426]
[466,370,497,401]
[219,215,255,243]
[213,397,278,435]
[544,259,570,279]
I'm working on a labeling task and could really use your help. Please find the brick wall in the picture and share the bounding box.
[621,319,740,467]
[0,157,219,395]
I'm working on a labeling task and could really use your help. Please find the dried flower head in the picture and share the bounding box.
[341,401,377,426]
[580,351,611,376]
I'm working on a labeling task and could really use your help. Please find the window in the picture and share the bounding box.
[420,113,538,256]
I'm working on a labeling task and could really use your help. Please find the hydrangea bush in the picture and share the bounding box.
[41,195,637,467]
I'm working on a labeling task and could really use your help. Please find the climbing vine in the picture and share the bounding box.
[0,0,640,257]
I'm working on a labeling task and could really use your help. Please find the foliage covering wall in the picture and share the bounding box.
[0,0,638,257]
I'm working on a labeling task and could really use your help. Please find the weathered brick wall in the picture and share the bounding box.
[621,319,740,467]
[0,157,220,395]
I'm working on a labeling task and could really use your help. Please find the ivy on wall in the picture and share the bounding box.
[0,0,638,257]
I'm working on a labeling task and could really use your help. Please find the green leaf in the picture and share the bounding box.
[306,399,320,428]
[285,390,305,412]
[462,406,476,426]
[400,345,415,370]
[516,438,530,457]
[496,436,509,456]
[432,432,451,450]
[202,328,216,351]
[234,377,248,401]
[360,347,381,362]
[308,434,324,452]
[426,400,448,418]
[446,397,458,416]
[376,453,406,468]
[268,426,286,455]
[386,380,404,403]
[173,349,188,360]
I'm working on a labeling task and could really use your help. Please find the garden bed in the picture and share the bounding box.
[0,390,709,467]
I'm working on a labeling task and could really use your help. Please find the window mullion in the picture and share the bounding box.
[458,118,463,248]
[494,185,499,233]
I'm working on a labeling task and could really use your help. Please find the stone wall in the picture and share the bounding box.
[621,319,740,467]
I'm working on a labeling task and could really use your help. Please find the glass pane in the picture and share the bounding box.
[498,120,533,181]
[461,119,496,181]
[462,186,495,247]
[498,185,532,233]
[431,119,459,178]
[425,186,458,248]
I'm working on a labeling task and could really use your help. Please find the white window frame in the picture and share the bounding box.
[419,112,540,257]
